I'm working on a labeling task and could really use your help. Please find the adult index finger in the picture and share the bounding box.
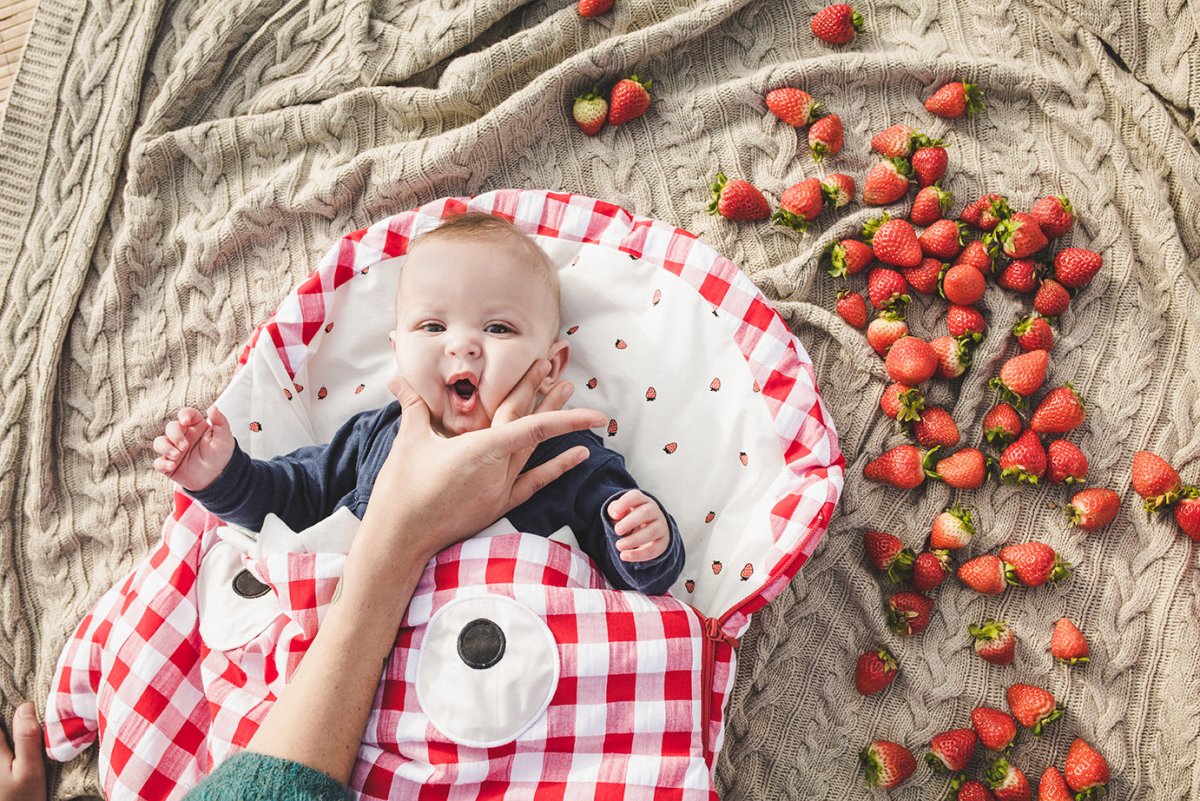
[483,407,608,457]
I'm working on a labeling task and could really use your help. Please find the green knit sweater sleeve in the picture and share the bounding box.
[182,751,353,801]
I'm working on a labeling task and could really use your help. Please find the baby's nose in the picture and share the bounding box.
[445,334,481,358]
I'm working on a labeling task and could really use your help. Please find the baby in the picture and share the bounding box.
[153,212,685,595]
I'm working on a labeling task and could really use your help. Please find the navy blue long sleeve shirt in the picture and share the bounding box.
[184,401,684,595]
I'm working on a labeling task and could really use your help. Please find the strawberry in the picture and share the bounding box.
[912,550,951,592]
[854,646,899,695]
[1046,440,1088,484]
[1038,767,1072,801]
[1065,487,1120,532]
[998,430,1047,484]
[863,158,914,205]
[863,529,915,583]
[1033,278,1071,317]
[880,382,925,422]
[947,304,987,338]
[1131,450,1183,511]
[926,81,986,118]
[914,406,961,447]
[808,114,844,161]
[1031,195,1074,238]
[886,336,938,385]
[987,758,1032,801]
[1031,385,1085,434]
[983,403,1022,447]
[1007,683,1062,735]
[969,619,1015,665]
[872,124,916,158]
[887,591,934,635]
[1051,617,1089,665]
[812,3,863,44]
[868,267,911,310]
[956,239,994,273]
[1176,488,1200,542]
[990,350,1049,408]
[578,0,614,16]
[972,706,1019,751]
[1053,247,1102,288]
[608,74,652,125]
[864,444,927,489]
[821,238,874,277]
[927,728,977,775]
[940,263,986,305]
[1013,315,1054,352]
[997,258,1040,293]
[903,257,944,294]
[708,173,771,221]
[765,87,821,127]
[836,289,868,328]
[1064,738,1110,797]
[958,554,1011,595]
[572,88,608,135]
[911,183,952,226]
[931,447,987,489]
[1001,542,1070,587]
[931,504,976,550]
[930,335,973,378]
[960,780,997,801]
[910,136,949,187]
[821,172,855,207]
[996,213,1048,258]
[961,194,1010,231]
[866,217,923,268]
[772,177,823,231]
[867,309,909,355]
[921,219,966,260]
[860,740,916,789]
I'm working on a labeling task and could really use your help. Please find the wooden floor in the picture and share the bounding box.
[0,0,36,116]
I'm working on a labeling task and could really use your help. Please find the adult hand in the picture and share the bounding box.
[0,702,47,801]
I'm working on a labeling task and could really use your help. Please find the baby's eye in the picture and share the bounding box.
[419,323,445,333]
[485,323,513,335]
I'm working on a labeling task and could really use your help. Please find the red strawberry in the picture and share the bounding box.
[958,554,1011,595]
[996,213,1048,258]
[821,172,855,207]
[867,310,909,355]
[765,87,822,127]
[960,780,997,801]
[864,444,927,489]
[911,183,952,226]
[772,178,824,231]
[910,137,949,188]
[1031,385,1086,434]
[990,350,1049,407]
[921,219,966,260]
[886,336,938,385]
[863,529,915,583]
[969,619,1016,665]
[912,550,951,592]
[925,81,986,118]
[1033,278,1071,317]
[708,173,771,221]
[1176,488,1200,542]
[812,3,863,44]
[1046,440,1088,484]
[1001,542,1070,586]
[808,114,844,161]
[855,646,899,695]
[608,74,652,125]
[1053,247,1102,288]
[1013,315,1054,352]
[998,430,1047,484]
[1131,450,1183,511]
[914,406,961,447]
[821,238,874,277]
[932,447,987,489]
[872,124,916,158]
[1038,767,1072,801]
[1007,683,1062,735]
[961,194,1010,231]
[866,217,922,269]
[997,258,1040,293]
[860,740,916,789]
[941,263,986,305]
[868,267,911,310]
[1064,738,1110,797]
[887,591,934,635]
[903,257,944,295]
[578,0,614,16]
[927,728,977,775]
[863,158,914,205]
[931,504,976,550]
[1031,195,1074,238]
[880,382,925,422]
[1050,617,1089,665]
[930,335,973,378]
[947,304,986,338]
[972,706,1019,751]
[836,289,868,328]
[572,88,608,135]
[987,758,1032,801]
[1065,487,1120,532]
[956,239,994,273]
[983,403,1023,447]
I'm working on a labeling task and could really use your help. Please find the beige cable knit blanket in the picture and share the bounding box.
[2,0,1198,798]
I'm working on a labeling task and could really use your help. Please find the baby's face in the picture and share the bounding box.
[389,237,569,437]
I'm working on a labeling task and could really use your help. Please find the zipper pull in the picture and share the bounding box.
[703,616,741,649]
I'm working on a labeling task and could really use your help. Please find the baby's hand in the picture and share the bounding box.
[607,489,670,563]
[152,405,235,492]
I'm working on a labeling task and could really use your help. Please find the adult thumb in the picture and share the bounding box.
[11,702,46,783]
[388,376,430,428]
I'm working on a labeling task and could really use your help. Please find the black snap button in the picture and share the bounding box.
[457,618,505,670]
[232,569,271,599]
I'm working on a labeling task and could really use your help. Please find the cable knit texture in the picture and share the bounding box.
[1,0,1199,798]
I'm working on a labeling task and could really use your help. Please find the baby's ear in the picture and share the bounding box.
[540,339,571,392]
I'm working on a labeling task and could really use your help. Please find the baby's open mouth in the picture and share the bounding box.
[451,379,476,399]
